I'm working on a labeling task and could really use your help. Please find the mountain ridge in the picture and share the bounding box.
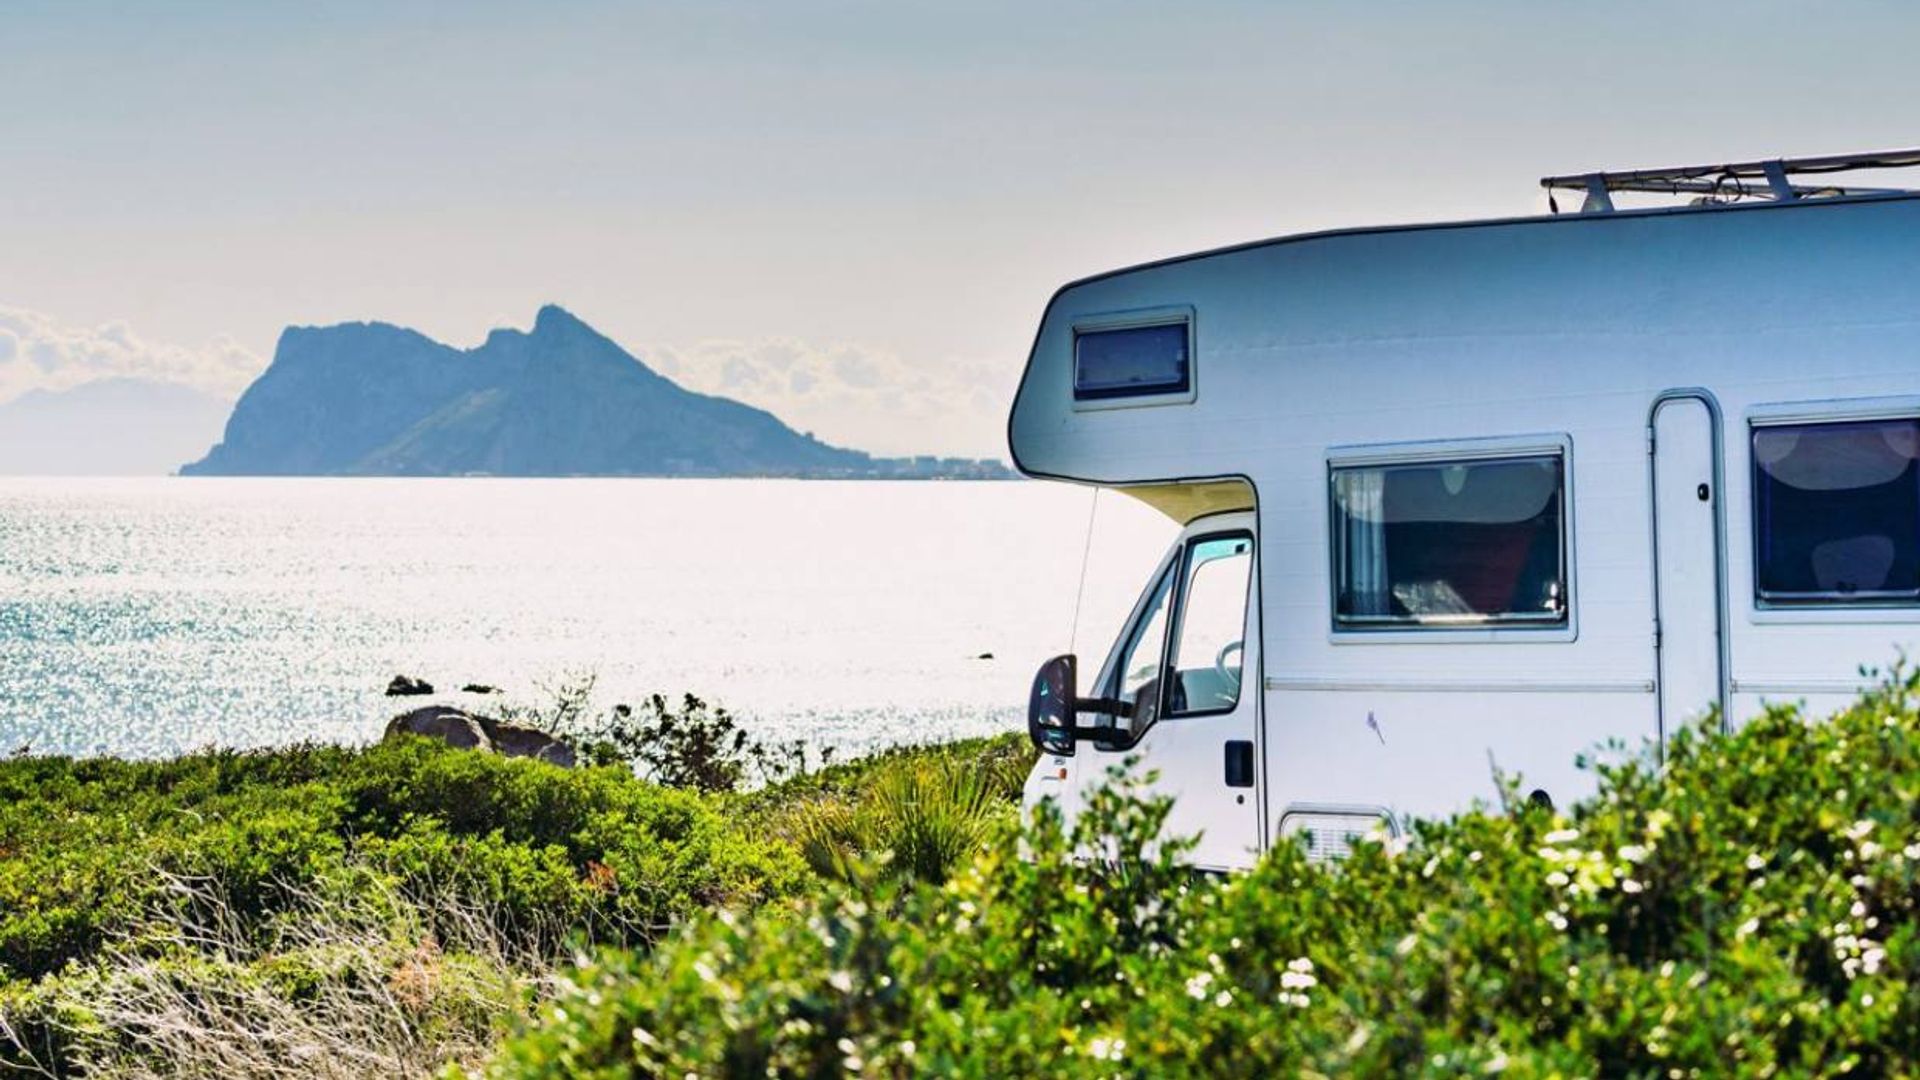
[183,306,1007,479]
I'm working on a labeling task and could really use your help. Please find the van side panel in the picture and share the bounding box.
[1010,197,1920,824]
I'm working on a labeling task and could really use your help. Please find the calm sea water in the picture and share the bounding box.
[0,478,1173,759]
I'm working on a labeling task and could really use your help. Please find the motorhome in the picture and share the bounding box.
[1015,150,1920,870]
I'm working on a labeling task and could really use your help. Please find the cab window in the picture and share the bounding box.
[1167,535,1253,715]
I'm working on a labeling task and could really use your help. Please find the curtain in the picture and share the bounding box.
[1338,469,1389,617]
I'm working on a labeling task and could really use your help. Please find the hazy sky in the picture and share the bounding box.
[4,1,1917,455]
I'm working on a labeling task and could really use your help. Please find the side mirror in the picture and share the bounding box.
[1027,654,1133,754]
[1027,654,1079,755]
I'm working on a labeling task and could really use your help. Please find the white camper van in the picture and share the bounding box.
[1015,150,1920,871]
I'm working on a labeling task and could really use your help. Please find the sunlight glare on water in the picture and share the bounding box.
[0,478,1175,758]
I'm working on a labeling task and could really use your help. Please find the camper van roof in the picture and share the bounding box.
[1046,150,1920,302]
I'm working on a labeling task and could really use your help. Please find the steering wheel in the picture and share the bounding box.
[1214,639,1244,696]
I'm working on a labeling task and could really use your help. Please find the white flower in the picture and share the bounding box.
[1621,879,1645,894]
[1846,820,1876,841]
[1185,972,1214,1000]
[1281,970,1319,990]
[827,970,854,993]
[1737,917,1760,939]
[1087,1036,1125,1062]
[1863,947,1886,975]
[1546,871,1570,888]
[1396,935,1418,956]
[1544,911,1568,931]
[1287,957,1315,974]
[1485,1051,1510,1074]
[1851,900,1868,918]
[1746,852,1767,871]
[1619,844,1650,863]
[1544,828,1581,845]
[1215,990,1233,1007]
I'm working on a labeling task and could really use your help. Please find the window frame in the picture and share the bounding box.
[1162,530,1257,721]
[1092,527,1256,750]
[1325,434,1579,645]
[1746,397,1920,621]
[1070,305,1198,411]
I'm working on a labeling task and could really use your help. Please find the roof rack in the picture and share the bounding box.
[1541,148,1920,214]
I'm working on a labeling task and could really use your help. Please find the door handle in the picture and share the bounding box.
[1224,740,1254,787]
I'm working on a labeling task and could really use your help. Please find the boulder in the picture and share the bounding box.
[481,720,578,768]
[387,674,435,696]
[386,706,488,750]
[384,705,576,768]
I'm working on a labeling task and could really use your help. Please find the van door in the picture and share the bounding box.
[1651,393,1728,735]
[1089,515,1262,870]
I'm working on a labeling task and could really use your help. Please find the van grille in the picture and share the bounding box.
[1279,807,1396,863]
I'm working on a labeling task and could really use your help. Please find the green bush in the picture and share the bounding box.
[0,737,804,986]
[486,671,1920,1077]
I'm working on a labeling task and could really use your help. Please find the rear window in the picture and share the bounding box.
[1073,322,1190,401]
[1752,417,1920,605]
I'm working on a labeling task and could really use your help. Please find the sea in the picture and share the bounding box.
[0,478,1174,759]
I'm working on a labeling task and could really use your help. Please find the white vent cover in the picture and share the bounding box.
[1279,806,1397,863]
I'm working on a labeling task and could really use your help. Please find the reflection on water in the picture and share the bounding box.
[0,478,1172,758]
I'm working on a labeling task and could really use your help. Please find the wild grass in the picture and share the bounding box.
[1,867,552,1079]
[767,735,1032,886]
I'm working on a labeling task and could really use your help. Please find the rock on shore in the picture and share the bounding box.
[385,705,576,768]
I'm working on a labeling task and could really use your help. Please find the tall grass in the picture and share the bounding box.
[782,755,1018,885]
[2,866,552,1079]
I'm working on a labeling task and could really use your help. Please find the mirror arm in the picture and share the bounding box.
[1072,696,1131,717]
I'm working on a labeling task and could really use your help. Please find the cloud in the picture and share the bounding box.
[641,338,1014,460]
[0,305,264,405]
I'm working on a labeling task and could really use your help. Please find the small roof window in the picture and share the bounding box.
[1073,314,1193,405]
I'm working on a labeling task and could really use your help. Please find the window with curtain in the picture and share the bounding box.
[1331,453,1568,629]
[1752,417,1920,605]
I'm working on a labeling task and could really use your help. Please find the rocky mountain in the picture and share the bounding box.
[0,379,232,476]
[182,306,967,478]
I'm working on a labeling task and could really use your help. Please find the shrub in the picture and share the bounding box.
[553,688,821,793]
[0,738,804,985]
[485,668,1920,1077]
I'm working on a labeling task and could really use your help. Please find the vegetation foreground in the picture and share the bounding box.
[6,673,1920,1076]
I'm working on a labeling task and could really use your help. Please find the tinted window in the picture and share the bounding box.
[1752,418,1920,604]
[1332,454,1567,628]
[1167,535,1252,715]
[1074,322,1190,400]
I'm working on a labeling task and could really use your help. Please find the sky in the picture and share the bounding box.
[4,0,1918,457]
